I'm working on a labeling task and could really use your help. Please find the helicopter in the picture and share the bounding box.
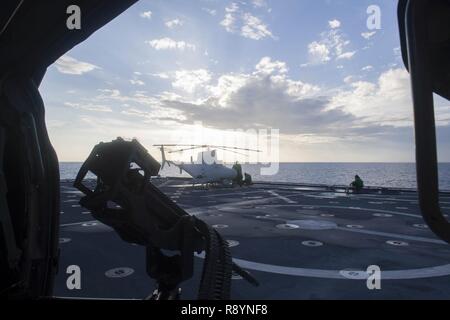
[153,144,261,186]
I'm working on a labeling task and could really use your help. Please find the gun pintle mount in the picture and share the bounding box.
[74,138,258,300]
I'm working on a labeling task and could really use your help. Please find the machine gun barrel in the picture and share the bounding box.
[73,138,257,299]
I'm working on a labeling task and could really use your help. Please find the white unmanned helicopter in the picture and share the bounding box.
[153,144,261,186]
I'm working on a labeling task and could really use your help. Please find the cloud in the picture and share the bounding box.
[96,89,160,106]
[172,69,212,93]
[220,3,275,40]
[150,72,170,79]
[220,12,237,32]
[140,11,152,19]
[162,86,348,135]
[328,19,341,29]
[305,24,355,65]
[308,42,331,64]
[88,57,329,135]
[241,13,274,40]
[361,65,373,71]
[226,2,240,13]
[255,57,288,75]
[146,37,196,51]
[165,18,184,29]
[55,55,100,75]
[328,68,414,126]
[130,79,145,86]
[336,51,356,60]
[202,8,217,16]
[150,58,337,134]
[252,0,268,8]
[361,31,376,39]
[91,90,187,124]
[343,76,354,84]
[79,59,441,156]
[64,102,112,112]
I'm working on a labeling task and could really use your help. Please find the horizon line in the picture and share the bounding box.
[58,161,450,164]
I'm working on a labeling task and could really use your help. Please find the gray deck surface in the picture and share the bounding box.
[54,179,450,299]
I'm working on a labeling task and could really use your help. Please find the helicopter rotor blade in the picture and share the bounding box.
[168,146,204,154]
[216,147,248,157]
[153,144,262,153]
[207,145,261,153]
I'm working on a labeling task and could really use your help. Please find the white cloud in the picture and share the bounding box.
[172,69,212,93]
[55,55,100,75]
[130,79,145,86]
[284,79,320,98]
[329,68,414,126]
[96,89,160,106]
[97,89,121,98]
[328,19,341,29]
[207,73,251,107]
[202,8,217,16]
[226,2,239,13]
[159,64,337,135]
[255,57,288,75]
[252,0,267,8]
[220,13,237,32]
[306,28,355,65]
[165,18,184,29]
[163,57,321,118]
[343,76,354,84]
[241,13,274,40]
[140,11,152,19]
[220,3,240,32]
[220,3,275,40]
[150,72,170,79]
[336,51,356,60]
[146,38,196,51]
[361,65,373,71]
[308,41,331,64]
[361,31,376,39]
[64,102,112,112]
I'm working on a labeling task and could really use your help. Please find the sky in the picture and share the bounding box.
[40,0,450,163]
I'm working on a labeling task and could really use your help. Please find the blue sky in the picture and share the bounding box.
[40,0,450,162]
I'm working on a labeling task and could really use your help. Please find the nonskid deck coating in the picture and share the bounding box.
[55,179,450,299]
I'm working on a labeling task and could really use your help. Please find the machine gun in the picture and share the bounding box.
[73,138,258,299]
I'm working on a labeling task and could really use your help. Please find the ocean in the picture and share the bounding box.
[59,162,450,190]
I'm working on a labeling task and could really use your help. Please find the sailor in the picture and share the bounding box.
[350,175,364,192]
[232,161,243,186]
[244,173,253,186]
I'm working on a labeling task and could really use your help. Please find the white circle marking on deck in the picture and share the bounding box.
[287,220,337,230]
[82,222,98,227]
[276,224,300,230]
[105,267,135,278]
[194,252,450,280]
[386,240,409,246]
[373,213,393,217]
[302,240,323,247]
[346,224,364,229]
[213,224,228,229]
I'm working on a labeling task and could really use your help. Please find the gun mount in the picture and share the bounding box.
[73,138,257,299]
